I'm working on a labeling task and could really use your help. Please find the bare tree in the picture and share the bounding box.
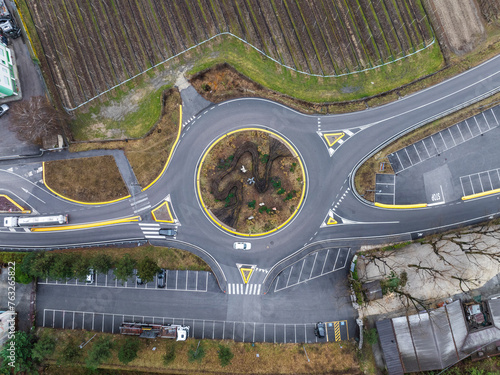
[9,96,67,145]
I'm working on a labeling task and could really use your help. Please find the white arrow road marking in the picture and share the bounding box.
[22,188,46,204]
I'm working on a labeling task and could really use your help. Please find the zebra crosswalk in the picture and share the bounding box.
[227,283,261,295]
[139,223,167,239]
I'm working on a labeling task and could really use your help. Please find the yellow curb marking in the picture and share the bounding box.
[323,132,345,147]
[42,161,131,205]
[327,217,337,225]
[374,202,427,209]
[0,194,31,213]
[462,188,500,201]
[196,127,307,237]
[143,105,183,191]
[240,268,254,284]
[31,216,140,232]
[151,201,174,223]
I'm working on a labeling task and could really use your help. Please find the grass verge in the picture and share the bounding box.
[44,156,129,202]
[51,244,210,271]
[354,92,500,200]
[39,328,362,374]
[70,89,181,188]
[187,34,444,104]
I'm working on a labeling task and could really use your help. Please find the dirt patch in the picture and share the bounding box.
[70,89,182,188]
[429,0,486,55]
[44,156,129,202]
[199,130,304,234]
[357,222,500,317]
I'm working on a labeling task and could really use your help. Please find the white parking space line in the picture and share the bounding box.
[430,135,439,153]
[395,152,404,171]
[469,175,475,194]
[404,148,413,165]
[309,252,318,279]
[456,123,465,142]
[464,120,473,137]
[460,177,466,197]
[439,132,447,150]
[321,249,330,274]
[332,250,340,272]
[491,108,499,125]
[483,113,491,130]
[448,128,456,146]
[474,117,482,133]
[413,144,422,162]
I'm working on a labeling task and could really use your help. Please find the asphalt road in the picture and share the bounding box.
[2,54,500,288]
[3,48,500,343]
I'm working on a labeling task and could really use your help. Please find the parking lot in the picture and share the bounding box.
[271,248,350,293]
[38,269,218,293]
[387,106,500,174]
[41,308,349,343]
[460,167,500,196]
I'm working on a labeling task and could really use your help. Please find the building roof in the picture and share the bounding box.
[378,299,500,374]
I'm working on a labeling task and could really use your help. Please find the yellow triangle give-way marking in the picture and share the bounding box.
[327,217,337,225]
[323,133,345,147]
[240,268,254,284]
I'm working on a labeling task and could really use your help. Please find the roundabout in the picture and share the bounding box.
[196,128,307,237]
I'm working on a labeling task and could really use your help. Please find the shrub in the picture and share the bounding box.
[118,338,140,364]
[91,253,112,274]
[32,335,56,362]
[218,344,234,367]
[15,264,33,284]
[260,153,269,164]
[163,342,176,366]
[271,177,281,188]
[72,256,91,281]
[58,339,80,365]
[49,254,75,280]
[113,254,136,285]
[290,162,297,172]
[188,342,205,363]
[258,205,268,214]
[137,257,159,284]
[86,336,113,370]
[0,332,34,374]
[247,200,256,209]
[277,188,285,195]
[364,328,378,345]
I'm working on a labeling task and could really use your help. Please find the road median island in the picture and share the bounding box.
[43,157,130,205]
[0,194,30,213]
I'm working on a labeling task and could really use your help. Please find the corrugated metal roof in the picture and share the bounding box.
[408,313,443,371]
[446,301,468,353]
[376,319,404,375]
[393,316,420,372]
[488,299,500,328]
[432,304,460,367]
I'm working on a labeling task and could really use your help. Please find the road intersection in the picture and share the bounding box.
[2,52,500,342]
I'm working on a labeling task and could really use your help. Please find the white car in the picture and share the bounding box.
[233,242,251,250]
[86,268,94,284]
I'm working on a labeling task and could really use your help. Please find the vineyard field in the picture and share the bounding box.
[25,0,435,109]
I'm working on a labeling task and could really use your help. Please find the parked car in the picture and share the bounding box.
[159,228,177,237]
[157,269,166,288]
[136,275,143,285]
[314,322,326,338]
[0,104,9,117]
[86,268,94,284]
[0,18,20,39]
[233,242,251,250]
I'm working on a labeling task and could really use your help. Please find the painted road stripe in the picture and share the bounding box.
[334,321,341,341]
